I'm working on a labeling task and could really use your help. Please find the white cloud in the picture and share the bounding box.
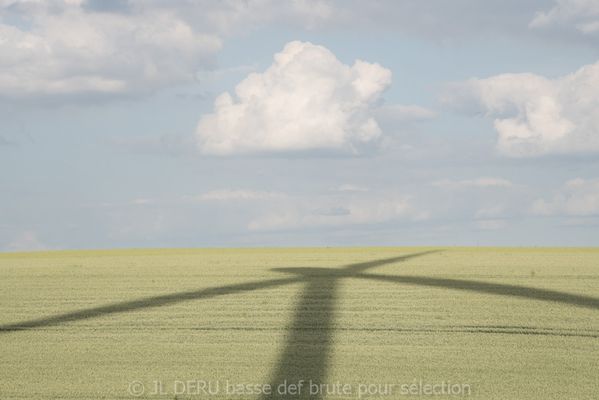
[530,0,599,35]
[532,178,599,216]
[85,197,159,208]
[374,104,436,123]
[445,60,599,157]
[3,0,593,104]
[248,195,426,231]
[196,40,392,155]
[433,177,513,188]
[334,184,370,192]
[0,1,334,100]
[0,1,221,99]
[189,189,286,201]
[129,198,155,205]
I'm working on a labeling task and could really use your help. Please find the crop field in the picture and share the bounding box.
[1,247,598,399]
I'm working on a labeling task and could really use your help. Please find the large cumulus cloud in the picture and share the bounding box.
[444,60,599,157]
[196,41,392,155]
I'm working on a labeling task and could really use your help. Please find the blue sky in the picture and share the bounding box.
[1,0,599,250]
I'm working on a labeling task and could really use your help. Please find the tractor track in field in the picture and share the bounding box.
[4,324,599,338]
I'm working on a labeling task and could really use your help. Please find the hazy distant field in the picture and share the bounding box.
[1,247,598,399]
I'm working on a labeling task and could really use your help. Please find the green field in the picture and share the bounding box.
[1,247,598,399]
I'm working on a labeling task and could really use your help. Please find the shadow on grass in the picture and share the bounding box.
[261,277,337,399]
[359,273,599,310]
[0,251,438,334]
[261,250,441,399]
[262,249,599,398]
[0,277,301,332]
[2,249,599,400]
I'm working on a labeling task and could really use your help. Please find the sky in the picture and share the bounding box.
[1,0,599,251]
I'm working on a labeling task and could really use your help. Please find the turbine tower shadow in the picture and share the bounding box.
[262,275,337,399]
[261,251,440,399]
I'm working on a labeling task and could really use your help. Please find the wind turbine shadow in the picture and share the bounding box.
[3,248,598,400]
[359,273,599,310]
[261,277,337,399]
[0,276,301,333]
[343,250,441,273]
[262,250,439,399]
[0,251,438,335]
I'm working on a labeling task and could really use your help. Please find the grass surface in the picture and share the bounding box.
[0,247,598,399]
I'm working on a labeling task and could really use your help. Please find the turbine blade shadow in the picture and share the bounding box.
[262,277,338,399]
[0,276,302,333]
[358,273,599,310]
[1,250,442,334]
[343,250,442,273]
